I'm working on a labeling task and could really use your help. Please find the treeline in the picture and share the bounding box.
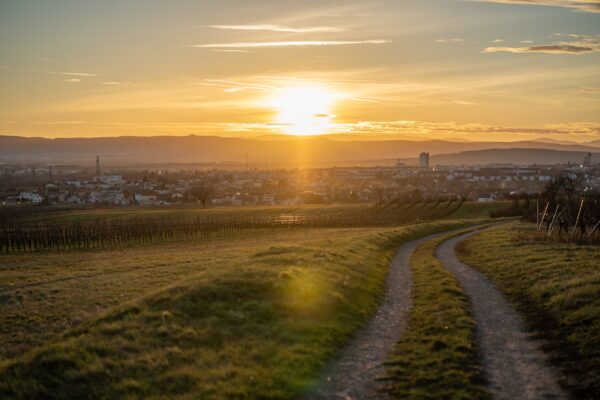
[537,177,600,244]
[504,177,600,244]
[0,200,463,253]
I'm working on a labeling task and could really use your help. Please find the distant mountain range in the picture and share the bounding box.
[0,135,598,167]
[428,148,599,166]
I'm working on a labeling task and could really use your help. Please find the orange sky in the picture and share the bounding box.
[1,0,599,142]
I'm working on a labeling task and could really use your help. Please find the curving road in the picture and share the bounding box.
[437,231,567,400]
[305,231,448,399]
[305,225,567,400]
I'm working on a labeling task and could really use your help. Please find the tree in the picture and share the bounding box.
[188,184,213,208]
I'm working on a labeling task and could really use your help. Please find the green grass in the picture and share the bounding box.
[380,230,489,400]
[445,201,510,220]
[0,220,487,399]
[457,223,600,398]
[0,229,310,359]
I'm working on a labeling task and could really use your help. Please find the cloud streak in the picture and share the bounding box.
[435,38,465,43]
[26,68,97,77]
[191,40,391,49]
[208,24,343,33]
[467,0,600,12]
[483,34,600,54]
[219,120,600,139]
[101,81,130,85]
[484,44,597,53]
[211,49,251,53]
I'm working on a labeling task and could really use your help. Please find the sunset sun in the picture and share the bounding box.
[268,86,337,136]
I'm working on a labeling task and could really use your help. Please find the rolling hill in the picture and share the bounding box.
[0,135,597,166]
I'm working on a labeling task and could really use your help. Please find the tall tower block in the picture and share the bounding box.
[96,156,100,175]
[419,152,430,168]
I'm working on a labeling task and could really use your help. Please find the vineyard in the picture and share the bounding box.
[497,177,600,245]
[0,199,494,253]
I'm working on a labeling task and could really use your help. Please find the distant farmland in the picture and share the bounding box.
[0,201,510,253]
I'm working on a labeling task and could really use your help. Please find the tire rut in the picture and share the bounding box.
[305,230,458,399]
[436,230,567,400]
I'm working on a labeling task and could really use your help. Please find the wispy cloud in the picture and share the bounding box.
[191,40,391,49]
[581,87,600,92]
[204,79,276,91]
[101,81,130,85]
[435,38,465,44]
[221,120,600,140]
[483,34,600,54]
[454,100,477,105]
[484,44,596,53]
[467,0,600,13]
[64,78,81,83]
[491,39,504,43]
[26,68,97,77]
[30,120,86,125]
[207,24,343,33]
[330,120,600,138]
[211,49,251,53]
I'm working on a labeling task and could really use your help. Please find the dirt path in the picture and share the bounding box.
[436,231,567,400]
[305,231,450,400]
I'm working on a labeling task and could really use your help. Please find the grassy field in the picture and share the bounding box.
[444,201,510,220]
[0,219,488,399]
[457,223,600,398]
[381,229,488,400]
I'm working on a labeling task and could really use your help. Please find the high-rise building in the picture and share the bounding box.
[583,152,592,167]
[419,152,430,168]
[96,156,101,175]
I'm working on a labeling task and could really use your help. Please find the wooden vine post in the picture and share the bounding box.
[547,205,560,237]
[538,202,549,232]
[571,199,585,240]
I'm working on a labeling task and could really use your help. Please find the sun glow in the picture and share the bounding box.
[268,86,337,136]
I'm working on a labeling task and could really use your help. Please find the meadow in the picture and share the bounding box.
[0,219,490,399]
[457,223,600,398]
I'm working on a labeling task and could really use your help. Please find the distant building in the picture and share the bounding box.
[98,175,124,185]
[583,152,592,168]
[419,152,430,168]
[477,193,496,203]
[19,191,43,204]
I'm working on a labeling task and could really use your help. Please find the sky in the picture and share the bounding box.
[0,0,599,142]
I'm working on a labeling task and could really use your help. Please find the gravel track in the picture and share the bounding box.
[305,231,453,400]
[437,230,567,400]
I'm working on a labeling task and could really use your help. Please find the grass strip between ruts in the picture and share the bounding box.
[380,228,490,400]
